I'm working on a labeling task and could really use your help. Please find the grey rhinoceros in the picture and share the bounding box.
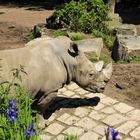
[0,36,112,127]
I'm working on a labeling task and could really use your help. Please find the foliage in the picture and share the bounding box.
[70,32,82,41]
[64,134,77,140]
[117,55,140,64]
[92,29,115,50]
[54,29,68,37]
[27,31,35,41]
[0,66,39,140]
[47,0,110,34]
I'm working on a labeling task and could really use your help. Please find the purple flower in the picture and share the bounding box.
[6,100,18,122]
[9,100,17,109]
[25,121,36,137]
[106,127,120,140]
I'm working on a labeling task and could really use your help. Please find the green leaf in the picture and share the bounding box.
[0,128,5,140]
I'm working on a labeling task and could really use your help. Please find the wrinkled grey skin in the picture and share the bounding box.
[0,36,112,127]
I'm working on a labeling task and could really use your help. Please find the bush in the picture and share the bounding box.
[47,0,110,34]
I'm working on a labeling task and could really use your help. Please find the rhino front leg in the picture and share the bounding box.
[36,92,57,129]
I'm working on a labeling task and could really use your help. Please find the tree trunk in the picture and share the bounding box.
[107,0,116,14]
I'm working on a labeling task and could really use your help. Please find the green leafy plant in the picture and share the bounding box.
[47,0,110,34]
[70,32,82,41]
[0,66,39,140]
[64,134,77,140]
[54,29,68,37]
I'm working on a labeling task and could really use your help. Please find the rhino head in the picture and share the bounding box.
[69,42,112,93]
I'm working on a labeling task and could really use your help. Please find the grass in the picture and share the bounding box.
[70,32,82,41]
[117,56,140,64]
[53,29,68,37]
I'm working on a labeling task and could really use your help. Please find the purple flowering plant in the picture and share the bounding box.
[25,121,36,137]
[0,67,38,140]
[6,99,18,122]
[105,127,120,140]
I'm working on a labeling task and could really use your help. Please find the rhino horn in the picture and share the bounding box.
[94,61,104,72]
[102,62,113,79]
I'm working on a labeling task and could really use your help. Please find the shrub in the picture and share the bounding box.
[47,0,110,34]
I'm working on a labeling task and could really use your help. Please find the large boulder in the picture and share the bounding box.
[112,35,140,61]
[74,38,103,60]
[117,24,137,36]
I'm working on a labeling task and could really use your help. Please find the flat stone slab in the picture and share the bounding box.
[117,24,137,36]
[102,114,128,126]
[112,35,140,61]
[117,121,139,135]
[74,38,103,59]
[130,127,140,139]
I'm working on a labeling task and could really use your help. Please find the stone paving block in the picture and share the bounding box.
[124,138,135,140]
[63,126,84,136]
[62,90,75,97]
[74,107,90,118]
[93,103,105,111]
[71,95,81,98]
[102,114,128,126]
[57,113,71,123]
[54,134,65,140]
[44,122,65,135]
[127,109,140,121]
[100,136,106,140]
[75,88,89,95]
[87,93,107,99]
[47,113,57,124]
[130,127,140,139]
[114,103,134,114]
[64,116,80,125]
[100,97,118,105]
[74,117,97,130]
[89,110,106,121]
[79,131,100,140]
[39,134,52,140]
[93,124,108,136]
[101,107,116,114]
[67,83,79,90]
[58,87,67,93]
[117,121,139,135]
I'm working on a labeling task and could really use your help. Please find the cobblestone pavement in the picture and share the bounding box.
[40,83,140,140]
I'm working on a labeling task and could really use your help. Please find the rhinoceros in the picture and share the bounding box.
[0,36,112,127]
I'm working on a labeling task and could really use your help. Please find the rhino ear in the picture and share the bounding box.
[68,42,79,56]
[94,61,104,72]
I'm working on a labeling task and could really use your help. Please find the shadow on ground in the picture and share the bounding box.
[44,96,100,119]
[0,1,66,10]
[115,1,140,25]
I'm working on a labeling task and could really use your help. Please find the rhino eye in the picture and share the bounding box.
[89,73,93,77]
[89,73,94,78]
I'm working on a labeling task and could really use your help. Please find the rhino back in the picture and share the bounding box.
[0,37,71,98]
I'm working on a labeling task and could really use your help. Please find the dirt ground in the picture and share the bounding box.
[0,5,140,109]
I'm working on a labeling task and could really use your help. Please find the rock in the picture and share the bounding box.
[74,38,103,60]
[112,35,140,61]
[117,24,137,36]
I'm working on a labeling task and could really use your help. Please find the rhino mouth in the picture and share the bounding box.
[85,85,105,93]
